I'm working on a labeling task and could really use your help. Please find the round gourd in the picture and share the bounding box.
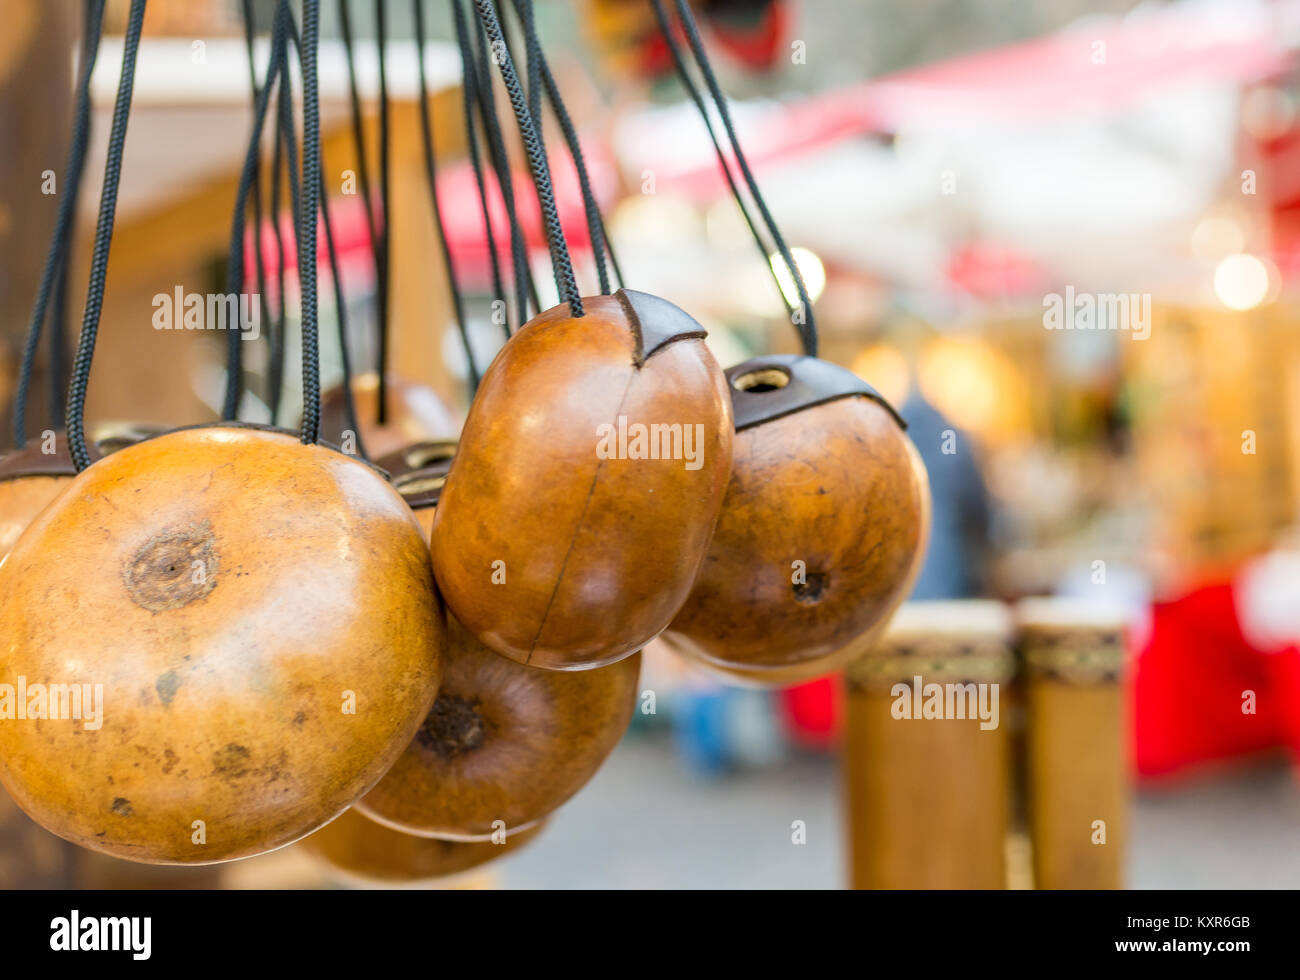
[0,422,164,561]
[0,424,443,864]
[361,450,640,841]
[301,807,544,886]
[432,290,733,670]
[663,355,930,685]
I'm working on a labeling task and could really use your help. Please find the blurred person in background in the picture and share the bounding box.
[900,386,992,601]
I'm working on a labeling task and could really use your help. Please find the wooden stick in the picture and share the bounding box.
[1017,597,1128,889]
[843,600,1015,889]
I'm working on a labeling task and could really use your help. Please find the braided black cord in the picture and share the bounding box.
[511,0,620,294]
[496,17,544,319]
[269,4,361,454]
[337,0,381,306]
[235,0,272,417]
[276,11,304,431]
[13,0,106,448]
[65,0,147,472]
[222,2,277,420]
[49,1,104,432]
[669,0,817,355]
[300,0,323,444]
[450,0,507,334]
[270,5,308,426]
[46,1,104,434]
[413,0,479,390]
[473,0,583,317]
[282,6,366,453]
[336,0,377,450]
[648,0,792,327]
[225,5,288,422]
[507,0,541,133]
[498,0,546,311]
[276,14,302,231]
[267,90,288,423]
[375,0,392,424]
[48,252,70,429]
[467,1,539,323]
[321,175,367,457]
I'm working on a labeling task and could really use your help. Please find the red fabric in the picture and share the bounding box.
[1265,643,1300,761]
[1133,582,1289,777]
[645,6,1290,200]
[944,241,1048,298]
[756,577,1300,773]
[634,1,789,78]
[779,675,839,749]
[706,1,788,72]
[245,144,619,287]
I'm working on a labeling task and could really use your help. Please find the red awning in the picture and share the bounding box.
[654,5,1294,198]
[246,140,620,287]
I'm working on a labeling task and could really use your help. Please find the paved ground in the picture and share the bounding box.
[494,734,1300,889]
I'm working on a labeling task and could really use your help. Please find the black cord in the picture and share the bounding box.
[14,0,106,448]
[450,0,507,335]
[663,0,817,355]
[230,0,272,420]
[268,2,313,428]
[413,0,479,390]
[267,3,361,452]
[337,0,381,318]
[48,250,70,430]
[281,5,365,454]
[48,0,105,433]
[510,0,621,294]
[501,0,541,137]
[335,0,377,451]
[473,0,583,317]
[320,171,366,457]
[466,0,539,324]
[299,0,323,444]
[225,4,288,424]
[375,0,392,424]
[65,0,146,472]
[648,0,788,326]
[46,3,103,434]
[489,3,542,317]
[276,8,304,435]
[267,85,288,424]
[241,4,274,349]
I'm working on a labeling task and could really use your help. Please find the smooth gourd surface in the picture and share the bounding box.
[433,296,733,671]
[0,426,443,864]
[665,396,930,684]
[301,807,544,885]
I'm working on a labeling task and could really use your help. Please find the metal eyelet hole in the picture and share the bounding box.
[93,422,163,456]
[394,472,448,497]
[732,367,791,393]
[403,441,457,470]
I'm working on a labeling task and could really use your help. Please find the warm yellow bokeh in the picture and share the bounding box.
[917,335,1031,443]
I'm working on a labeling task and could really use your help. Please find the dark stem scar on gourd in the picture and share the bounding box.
[123,521,220,613]
[793,571,829,604]
[416,694,487,761]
